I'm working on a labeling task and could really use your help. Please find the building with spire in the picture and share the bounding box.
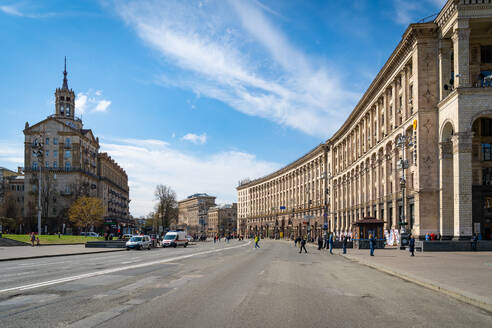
[22,59,130,234]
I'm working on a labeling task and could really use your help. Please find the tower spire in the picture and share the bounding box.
[62,56,69,90]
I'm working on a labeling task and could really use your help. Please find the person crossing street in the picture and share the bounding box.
[299,236,308,253]
[329,233,334,254]
[254,235,260,248]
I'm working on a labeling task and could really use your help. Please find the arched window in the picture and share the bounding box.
[66,104,70,116]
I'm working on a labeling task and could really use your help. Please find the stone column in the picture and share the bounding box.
[439,39,453,100]
[452,20,470,88]
[439,141,454,239]
[451,132,473,239]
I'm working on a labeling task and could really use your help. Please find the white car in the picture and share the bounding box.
[162,231,188,248]
[126,235,152,250]
[80,232,100,237]
[186,235,193,242]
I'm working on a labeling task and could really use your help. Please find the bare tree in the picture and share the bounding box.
[154,185,178,231]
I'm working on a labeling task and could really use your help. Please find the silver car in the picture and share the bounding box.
[126,235,152,250]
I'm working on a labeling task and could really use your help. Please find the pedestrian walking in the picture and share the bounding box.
[318,236,323,250]
[36,236,40,246]
[471,233,478,251]
[329,233,334,254]
[299,236,307,253]
[342,235,348,254]
[369,234,375,256]
[254,235,260,248]
[409,234,415,256]
[295,236,300,247]
[30,232,35,247]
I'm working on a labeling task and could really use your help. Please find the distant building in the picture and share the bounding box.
[207,203,237,237]
[22,60,130,234]
[178,193,216,234]
[0,167,24,232]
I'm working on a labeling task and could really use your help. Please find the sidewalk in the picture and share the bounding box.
[339,247,492,312]
[0,245,124,261]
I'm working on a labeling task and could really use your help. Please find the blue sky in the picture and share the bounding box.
[0,0,446,216]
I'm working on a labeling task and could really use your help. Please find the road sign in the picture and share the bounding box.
[280,206,286,210]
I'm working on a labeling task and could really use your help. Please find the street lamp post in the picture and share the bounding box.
[397,133,413,248]
[32,139,44,235]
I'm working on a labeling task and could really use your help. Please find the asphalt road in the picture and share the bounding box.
[0,240,490,328]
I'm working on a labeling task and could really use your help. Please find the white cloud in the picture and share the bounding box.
[112,0,359,138]
[75,90,111,114]
[182,133,207,145]
[100,138,280,217]
[75,93,88,114]
[94,100,111,112]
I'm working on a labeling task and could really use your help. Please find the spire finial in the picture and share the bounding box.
[62,56,69,90]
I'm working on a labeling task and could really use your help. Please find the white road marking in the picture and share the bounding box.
[0,242,251,294]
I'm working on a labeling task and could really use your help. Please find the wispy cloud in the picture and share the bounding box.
[182,133,207,145]
[0,139,24,165]
[0,3,56,19]
[112,0,359,137]
[392,0,446,25]
[75,90,111,114]
[100,138,280,216]
[0,5,23,17]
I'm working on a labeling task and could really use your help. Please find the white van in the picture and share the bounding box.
[162,231,188,248]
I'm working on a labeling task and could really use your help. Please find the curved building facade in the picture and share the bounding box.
[238,0,492,240]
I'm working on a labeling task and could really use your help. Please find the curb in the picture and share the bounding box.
[0,249,126,262]
[340,254,492,313]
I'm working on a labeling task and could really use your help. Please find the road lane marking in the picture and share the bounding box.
[0,242,250,294]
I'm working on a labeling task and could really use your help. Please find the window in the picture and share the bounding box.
[481,119,492,136]
[483,168,492,185]
[53,137,58,145]
[45,150,49,158]
[66,104,70,116]
[33,162,38,170]
[65,161,71,170]
[481,46,492,64]
[483,144,492,161]
[45,137,49,145]
[53,161,57,168]
[65,150,71,158]
[54,150,58,158]
[45,161,49,168]
[60,104,64,115]
[65,138,70,146]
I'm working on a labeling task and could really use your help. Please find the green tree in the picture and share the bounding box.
[68,196,104,235]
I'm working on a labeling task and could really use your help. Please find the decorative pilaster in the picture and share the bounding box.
[451,132,473,239]
[439,39,452,100]
[452,20,471,88]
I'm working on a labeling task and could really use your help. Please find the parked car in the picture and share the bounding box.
[126,235,152,250]
[122,234,133,241]
[80,232,100,237]
[186,235,193,242]
[162,231,188,248]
